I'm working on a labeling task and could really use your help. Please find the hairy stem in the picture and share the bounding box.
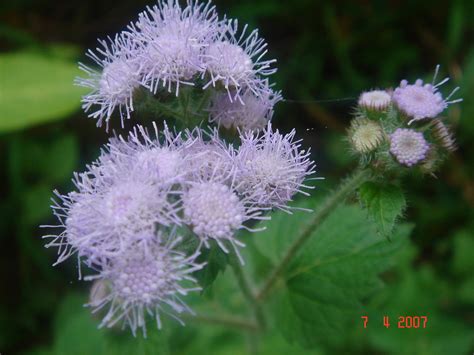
[256,168,372,301]
[229,254,266,331]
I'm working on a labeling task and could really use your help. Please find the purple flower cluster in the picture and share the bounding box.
[352,66,462,172]
[76,0,280,130]
[43,122,314,334]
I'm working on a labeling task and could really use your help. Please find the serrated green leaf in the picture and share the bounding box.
[252,203,410,348]
[359,181,406,239]
[0,50,85,132]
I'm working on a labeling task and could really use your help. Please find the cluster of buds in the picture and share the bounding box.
[76,0,282,131]
[348,66,462,174]
[43,122,315,335]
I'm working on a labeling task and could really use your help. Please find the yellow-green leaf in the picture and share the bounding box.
[0,49,86,132]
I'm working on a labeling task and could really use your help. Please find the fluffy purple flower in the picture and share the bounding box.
[236,123,315,212]
[389,128,430,167]
[131,0,221,95]
[183,126,236,181]
[202,19,277,101]
[105,122,192,185]
[76,33,142,128]
[208,82,282,131]
[392,66,462,124]
[86,232,203,336]
[44,176,181,268]
[182,174,266,264]
[43,124,188,268]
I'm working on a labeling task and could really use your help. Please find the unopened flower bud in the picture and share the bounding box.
[358,90,391,112]
[432,119,457,152]
[349,118,384,153]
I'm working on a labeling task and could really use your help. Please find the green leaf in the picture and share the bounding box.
[33,293,171,355]
[452,229,474,275]
[359,181,406,239]
[23,183,53,225]
[366,265,474,355]
[194,243,229,289]
[16,133,78,184]
[251,203,410,348]
[0,49,85,132]
[451,229,474,304]
[42,134,79,183]
[52,294,108,355]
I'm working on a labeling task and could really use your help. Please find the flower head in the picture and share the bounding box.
[76,33,142,128]
[389,128,430,167]
[106,122,190,185]
[43,124,186,267]
[132,0,221,95]
[183,126,236,181]
[358,90,391,111]
[86,232,203,336]
[349,118,384,153]
[182,174,264,263]
[236,123,315,211]
[202,20,277,101]
[208,83,282,131]
[392,66,462,124]
[45,174,181,268]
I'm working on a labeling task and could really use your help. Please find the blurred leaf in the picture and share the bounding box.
[42,134,79,183]
[452,229,474,275]
[367,264,473,355]
[452,229,474,304]
[47,44,82,61]
[447,0,464,54]
[359,181,406,239]
[53,294,108,355]
[16,133,78,184]
[0,49,85,132]
[34,293,170,355]
[252,202,410,347]
[23,183,52,225]
[459,49,474,138]
[0,23,39,47]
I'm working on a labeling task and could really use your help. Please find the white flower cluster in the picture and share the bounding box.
[77,0,281,131]
[44,122,315,334]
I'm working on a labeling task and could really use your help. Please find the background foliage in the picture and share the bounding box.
[1,0,473,354]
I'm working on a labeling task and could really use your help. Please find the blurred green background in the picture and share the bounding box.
[1,0,473,354]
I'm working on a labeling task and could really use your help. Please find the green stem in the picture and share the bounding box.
[178,88,190,125]
[229,253,266,330]
[256,168,372,302]
[194,88,212,116]
[134,89,186,122]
